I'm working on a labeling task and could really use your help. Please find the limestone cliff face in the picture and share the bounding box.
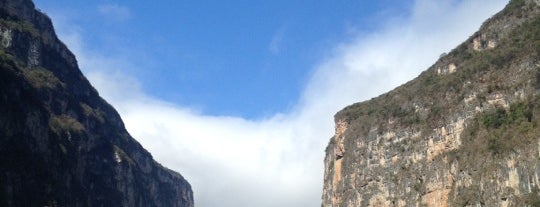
[322,0,540,206]
[0,0,193,206]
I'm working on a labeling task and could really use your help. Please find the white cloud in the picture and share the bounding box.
[269,28,285,54]
[47,0,508,206]
[97,3,132,22]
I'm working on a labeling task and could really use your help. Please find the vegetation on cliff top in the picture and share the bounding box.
[337,4,540,133]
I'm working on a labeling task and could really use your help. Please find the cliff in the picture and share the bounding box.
[0,0,194,206]
[322,0,540,206]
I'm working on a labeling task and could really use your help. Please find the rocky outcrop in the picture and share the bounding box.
[0,0,193,206]
[322,0,540,206]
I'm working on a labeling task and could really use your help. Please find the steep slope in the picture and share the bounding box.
[0,0,193,206]
[322,0,540,206]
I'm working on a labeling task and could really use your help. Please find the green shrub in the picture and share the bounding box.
[23,67,63,89]
[482,102,533,129]
[482,108,507,128]
[49,115,85,134]
[523,190,540,207]
[0,50,18,70]
[80,103,105,123]
[0,19,39,37]
[504,0,526,17]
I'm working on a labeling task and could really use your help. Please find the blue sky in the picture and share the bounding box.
[32,1,508,206]
[34,0,412,119]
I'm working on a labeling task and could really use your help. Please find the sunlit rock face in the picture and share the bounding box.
[322,0,540,206]
[0,0,193,206]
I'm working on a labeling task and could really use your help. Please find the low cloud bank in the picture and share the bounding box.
[50,0,508,206]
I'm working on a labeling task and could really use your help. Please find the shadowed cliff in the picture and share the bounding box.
[0,0,193,206]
